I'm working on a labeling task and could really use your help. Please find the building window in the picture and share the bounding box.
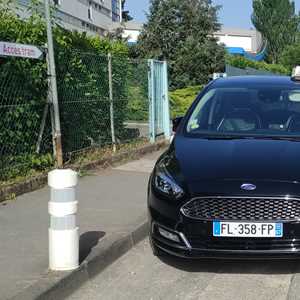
[111,0,120,22]
[53,0,61,5]
[88,2,93,20]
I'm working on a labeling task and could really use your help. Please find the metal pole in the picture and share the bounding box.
[36,103,49,154]
[148,59,155,143]
[44,0,63,167]
[46,50,57,157]
[163,61,171,140]
[119,0,122,23]
[108,53,117,152]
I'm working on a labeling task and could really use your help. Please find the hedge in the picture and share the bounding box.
[0,4,130,179]
[169,85,202,118]
[226,55,289,75]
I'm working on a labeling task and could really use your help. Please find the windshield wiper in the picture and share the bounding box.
[200,135,300,141]
[201,135,253,140]
[251,136,300,141]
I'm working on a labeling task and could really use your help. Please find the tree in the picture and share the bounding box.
[137,0,225,89]
[279,43,300,70]
[252,0,300,64]
[121,0,133,22]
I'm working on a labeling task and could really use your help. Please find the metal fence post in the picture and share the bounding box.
[44,0,63,167]
[35,103,49,154]
[148,59,155,143]
[163,61,171,140]
[108,53,117,152]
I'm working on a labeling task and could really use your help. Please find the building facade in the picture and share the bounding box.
[16,0,122,36]
[121,23,263,57]
[121,21,143,44]
[214,27,263,54]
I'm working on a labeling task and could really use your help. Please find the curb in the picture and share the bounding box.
[0,140,167,202]
[286,263,300,300]
[10,215,149,300]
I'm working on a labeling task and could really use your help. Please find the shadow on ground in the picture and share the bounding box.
[79,231,105,263]
[159,253,300,275]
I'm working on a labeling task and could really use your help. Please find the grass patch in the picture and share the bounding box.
[0,139,150,187]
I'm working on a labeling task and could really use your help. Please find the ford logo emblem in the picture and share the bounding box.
[241,183,256,191]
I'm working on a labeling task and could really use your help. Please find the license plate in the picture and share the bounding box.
[213,221,283,238]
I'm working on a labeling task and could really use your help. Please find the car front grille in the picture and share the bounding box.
[180,196,300,221]
[187,236,300,251]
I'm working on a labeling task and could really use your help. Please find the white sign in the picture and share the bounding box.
[0,41,43,59]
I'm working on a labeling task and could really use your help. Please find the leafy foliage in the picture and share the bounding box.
[0,1,134,180]
[169,85,203,118]
[125,61,149,121]
[121,0,133,22]
[252,0,300,63]
[226,55,289,75]
[137,0,225,89]
[279,43,300,70]
[53,29,129,153]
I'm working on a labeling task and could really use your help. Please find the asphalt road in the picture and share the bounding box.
[66,239,300,300]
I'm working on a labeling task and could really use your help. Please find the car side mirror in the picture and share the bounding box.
[172,116,183,132]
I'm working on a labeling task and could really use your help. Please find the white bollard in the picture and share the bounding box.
[48,169,79,271]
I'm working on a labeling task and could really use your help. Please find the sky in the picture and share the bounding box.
[125,0,300,29]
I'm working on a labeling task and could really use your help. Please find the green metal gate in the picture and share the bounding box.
[148,60,171,143]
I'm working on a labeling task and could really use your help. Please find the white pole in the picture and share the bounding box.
[119,0,122,23]
[108,53,117,152]
[48,169,79,271]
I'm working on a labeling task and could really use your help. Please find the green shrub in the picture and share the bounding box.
[226,55,289,75]
[0,2,132,178]
[169,85,202,118]
[54,31,130,153]
[125,61,149,122]
[0,153,54,181]
[279,43,300,71]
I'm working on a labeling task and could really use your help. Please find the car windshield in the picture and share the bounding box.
[186,86,300,139]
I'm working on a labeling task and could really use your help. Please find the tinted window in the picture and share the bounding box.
[186,87,300,137]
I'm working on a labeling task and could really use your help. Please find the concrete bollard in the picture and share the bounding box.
[48,169,79,271]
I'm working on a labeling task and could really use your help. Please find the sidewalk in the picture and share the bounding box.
[0,150,163,300]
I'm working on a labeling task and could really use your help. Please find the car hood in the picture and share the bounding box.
[172,136,300,197]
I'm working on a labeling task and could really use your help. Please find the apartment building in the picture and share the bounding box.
[16,0,122,36]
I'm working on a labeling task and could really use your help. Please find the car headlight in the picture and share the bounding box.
[154,165,184,200]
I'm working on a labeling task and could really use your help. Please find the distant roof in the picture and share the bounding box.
[109,21,143,32]
[215,27,259,37]
[123,21,143,31]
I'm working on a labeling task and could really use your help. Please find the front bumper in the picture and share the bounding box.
[149,205,300,259]
[150,221,300,259]
[148,184,300,259]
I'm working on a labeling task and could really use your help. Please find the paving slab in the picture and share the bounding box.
[0,150,163,300]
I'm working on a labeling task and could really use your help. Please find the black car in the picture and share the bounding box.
[148,74,300,259]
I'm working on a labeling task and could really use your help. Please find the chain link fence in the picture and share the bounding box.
[57,52,150,160]
[0,58,52,181]
[0,51,152,182]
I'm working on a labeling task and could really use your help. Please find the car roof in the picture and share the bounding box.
[211,76,300,88]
